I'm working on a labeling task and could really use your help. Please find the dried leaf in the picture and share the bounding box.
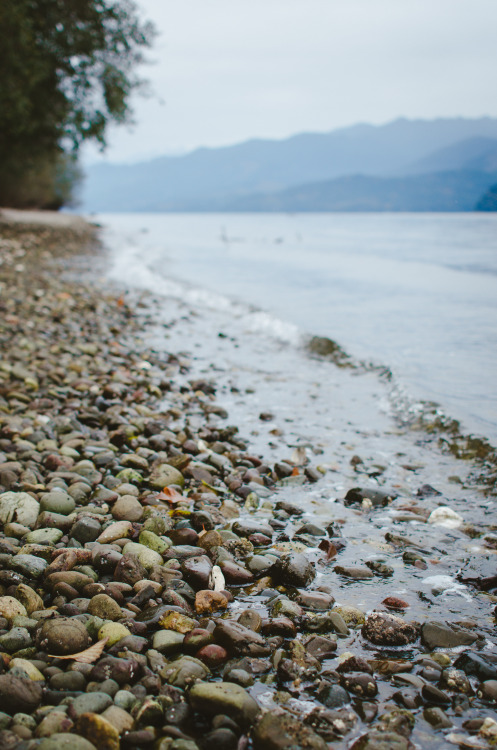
[48,637,108,663]
[291,467,300,476]
[158,487,184,504]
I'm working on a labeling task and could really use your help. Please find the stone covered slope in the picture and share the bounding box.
[0,218,496,750]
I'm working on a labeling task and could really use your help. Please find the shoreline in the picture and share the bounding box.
[1,213,497,749]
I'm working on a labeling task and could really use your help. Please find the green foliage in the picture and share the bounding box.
[0,0,155,208]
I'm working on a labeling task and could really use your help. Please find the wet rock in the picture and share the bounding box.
[421,621,477,649]
[39,490,76,515]
[305,635,337,660]
[69,692,114,719]
[11,553,47,578]
[252,709,327,749]
[98,621,132,646]
[189,681,259,729]
[153,630,185,654]
[350,731,413,750]
[149,463,185,489]
[111,495,143,522]
[315,681,350,709]
[478,680,497,702]
[362,613,418,646]
[113,552,147,585]
[88,593,122,621]
[36,616,91,655]
[182,555,213,590]
[454,651,497,681]
[38,735,97,750]
[270,552,315,587]
[74,712,120,750]
[0,674,43,713]
[71,517,102,543]
[161,655,210,688]
[90,656,140,685]
[0,596,27,622]
[304,707,358,742]
[423,706,453,728]
[344,487,396,507]
[195,590,228,615]
[214,620,270,656]
[334,565,374,580]
[218,559,254,585]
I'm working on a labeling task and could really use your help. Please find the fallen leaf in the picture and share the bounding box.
[48,637,108,663]
[318,539,337,560]
[158,487,184,504]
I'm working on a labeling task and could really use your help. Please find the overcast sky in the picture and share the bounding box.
[85,0,497,164]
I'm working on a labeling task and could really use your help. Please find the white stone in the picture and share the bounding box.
[428,506,463,528]
[0,491,40,528]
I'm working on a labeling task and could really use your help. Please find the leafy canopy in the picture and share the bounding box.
[0,0,155,207]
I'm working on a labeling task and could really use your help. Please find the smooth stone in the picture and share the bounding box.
[252,710,327,749]
[88,594,122,621]
[0,492,40,528]
[181,555,213,590]
[214,620,270,656]
[189,681,260,729]
[36,617,90,655]
[153,630,185,654]
[421,621,478,649]
[14,584,44,615]
[0,596,27,622]
[334,566,374,580]
[24,528,64,544]
[71,517,101,543]
[97,521,133,544]
[122,541,162,569]
[74,712,120,750]
[9,658,44,682]
[39,491,76,515]
[0,627,32,653]
[38,734,97,750]
[271,552,315,587]
[305,636,338,660]
[100,704,134,733]
[98,622,131,646]
[11,554,47,578]
[112,495,143,522]
[161,655,210,688]
[139,529,170,555]
[0,674,43,713]
[218,559,254,585]
[69,692,114,718]
[149,463,185,489]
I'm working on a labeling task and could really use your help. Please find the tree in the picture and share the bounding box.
[0,0,155,208]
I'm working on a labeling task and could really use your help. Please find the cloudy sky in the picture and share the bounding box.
[85,0,497,164]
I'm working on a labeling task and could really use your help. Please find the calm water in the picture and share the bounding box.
[97,212,497,444]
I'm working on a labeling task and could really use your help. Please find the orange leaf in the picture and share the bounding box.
[48,637,108,663]
[117,295,125,307]
[291,467,300,476]
[158,487,184,504]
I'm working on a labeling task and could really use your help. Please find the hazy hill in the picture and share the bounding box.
[399,137,497,175]
[80,117,497,212]
[225,170,497,212]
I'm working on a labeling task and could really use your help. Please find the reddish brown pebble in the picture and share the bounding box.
[382,597,409,609]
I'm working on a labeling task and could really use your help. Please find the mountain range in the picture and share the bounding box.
[80,117,497,212]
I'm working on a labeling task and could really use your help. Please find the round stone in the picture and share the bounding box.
[36,617,90,655]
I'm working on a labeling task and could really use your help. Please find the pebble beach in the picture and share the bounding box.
[1,212,497,750]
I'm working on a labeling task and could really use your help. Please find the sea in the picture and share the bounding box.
[96,212,497,447]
